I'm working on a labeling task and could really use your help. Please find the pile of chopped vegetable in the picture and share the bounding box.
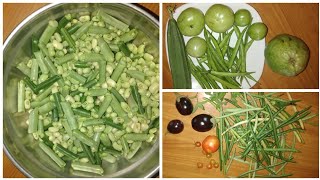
[15,10,159,175]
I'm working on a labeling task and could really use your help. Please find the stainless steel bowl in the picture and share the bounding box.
[4,3,159,178]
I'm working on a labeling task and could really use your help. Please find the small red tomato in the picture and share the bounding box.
[197,162,203,168]
[194,141,201,147]
[213,162,219,168]
[202,135,220,154]
[210,159,216,165]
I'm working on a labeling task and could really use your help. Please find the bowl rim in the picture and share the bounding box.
[3,3,159,178]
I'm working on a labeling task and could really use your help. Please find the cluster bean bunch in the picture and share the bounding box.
[193,92,316,177]
[16,10,159,175]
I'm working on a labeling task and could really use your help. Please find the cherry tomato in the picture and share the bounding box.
[248,22,268,40]
[194,141,201,147]
[202,135,220,154]
[214,162,219,168]
[186,37,207,58]
[206,163,213,169]
[234,9,252,27]
[197,162,203,168]
[206,153,212,158]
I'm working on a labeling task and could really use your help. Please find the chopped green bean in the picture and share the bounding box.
[28,108,39,133]
[73,22,92,40]
[73,107,91,117]
[98,37,114,62]
[17,80,25,112]
[68,70,86,84]
[98,61,106,84]
[130,85,144,114]
[80,141,96,164]
[111,60,126,82]
[55,144,79,160]
[71,161,103,175]
[127,70,145,82]
[56,53,76,65]
[98,11,129,31]
[34,51,49,74]
[87,88,108,96]
[38,102,55,114]
[61,102,78,130]
[39,141,66,168]
[39,20,58,44]
[124,133,149,141]
[110,87,125,103]
[73,129,97,148]
[88,26,112,35]
[120,29,138,43]
[60,27,76,50]
[98,94,113,118]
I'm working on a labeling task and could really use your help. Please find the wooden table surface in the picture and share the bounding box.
[163,92,319,178]
[162,3,319,89]
[3,3,159,178]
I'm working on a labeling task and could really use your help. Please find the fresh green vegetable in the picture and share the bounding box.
[177,7,205,36]
[193,92,316,177]
[14,10,159,173]
[234,9,252,27]
[265,34,310,76]
[167,6,192,88]
[248,22,268,41]
[171,4,269,89]
[186,37,207,58]
[205,4,234,33]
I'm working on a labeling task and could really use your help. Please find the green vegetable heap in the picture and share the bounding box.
[16,10,159,175]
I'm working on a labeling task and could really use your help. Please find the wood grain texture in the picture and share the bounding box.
[3,3,159,178]
[162,3,319,89]
[163,92,319,178]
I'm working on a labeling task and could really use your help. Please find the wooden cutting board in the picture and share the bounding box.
[163,92,319,178]
[162,3,319,89]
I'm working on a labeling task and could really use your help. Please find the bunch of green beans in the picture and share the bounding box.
[15,10,159,175]
[189,24,258,89]
[195,92,316,177]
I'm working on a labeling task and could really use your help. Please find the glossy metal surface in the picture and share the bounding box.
[4,3,159,178]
